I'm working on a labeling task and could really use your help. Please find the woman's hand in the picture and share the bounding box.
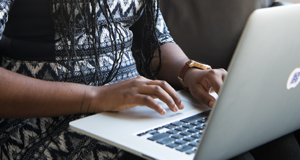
[184,68,227,108]
[91,76,184,115]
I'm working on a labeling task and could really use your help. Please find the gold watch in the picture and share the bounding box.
[178,60,212,89]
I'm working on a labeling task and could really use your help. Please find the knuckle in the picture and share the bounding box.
[137,76,146,80]
[143,96,152,103]
[160,80,168,87]
[154,102,161,110]
[217,68,227,75]
[131,79,140,86]
[173,96,181,104]
[153,85,161,92]
[220,68,226,72]
[208,70,217,75]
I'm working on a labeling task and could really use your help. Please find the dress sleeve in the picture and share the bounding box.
[0,0,13,40]
[155,9,175,45]
[130,2,175,54]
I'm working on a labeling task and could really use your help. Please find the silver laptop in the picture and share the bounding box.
[69,4,300,160]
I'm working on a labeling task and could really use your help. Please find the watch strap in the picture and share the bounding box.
[178,62,190,89]
[178,60,211,90]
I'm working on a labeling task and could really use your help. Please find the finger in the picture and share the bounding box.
[139,85,179,112]
[146,80,184,110]
[190,85,216,108]
[205,70,226,94]
[220,68,227,81]
[208,77,223,94]
[134,95,167,115]
[201,78,213,93]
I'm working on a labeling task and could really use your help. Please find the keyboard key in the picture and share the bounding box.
[163,124,176,129]
[196,123,205,127]
[195,126,205,130]
[187,128,198,133]
[176,145,193,152]
[175,140,188,145]
[198,117,208,123]
[179,131,192,136]
[171,134,184,139]
[157,137,175,145]
[154,126,164,130]
[191,134,201,139]
[186,150,196,155]
[190,121,201,126]
[188,142,199,147]
[183,137,195,142]
[166,129,178,134]
[148,130,159,135]
[147,133,170,141]
[166,143,179,148]
[171,121,185,126]
[158,128,170,133]
[180,111,210,123]
[137,132,147,136]
[174,127,186,131]
[182,124,193,128]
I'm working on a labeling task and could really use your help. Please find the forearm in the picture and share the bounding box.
[151,42,189,89]
[0,67,94,118]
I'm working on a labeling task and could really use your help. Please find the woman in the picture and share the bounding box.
[0,0,225,159]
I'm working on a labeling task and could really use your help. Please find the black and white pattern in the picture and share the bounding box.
[0,0,174,159]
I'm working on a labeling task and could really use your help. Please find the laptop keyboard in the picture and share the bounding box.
[137,110,210,155]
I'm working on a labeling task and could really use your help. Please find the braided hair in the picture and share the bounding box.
[50,0,161,85]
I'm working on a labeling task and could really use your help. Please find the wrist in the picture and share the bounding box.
[88,86,106,113]
[178,60,212,90]
[183,68,198,89]
[80,86,98,114]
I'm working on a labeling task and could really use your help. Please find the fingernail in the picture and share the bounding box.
[161,109,166,115]
[179,104,184,110]
[209,101,214,108]
[178,101,184,110]
[173,105,178,112]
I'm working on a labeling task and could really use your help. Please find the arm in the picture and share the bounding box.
[0,66,182,118]
[0,67,92,118]
[151,42,189,88]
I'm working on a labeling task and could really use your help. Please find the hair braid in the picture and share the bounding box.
[135,0,162,79]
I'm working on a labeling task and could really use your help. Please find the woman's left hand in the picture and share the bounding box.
[184,68,227,107]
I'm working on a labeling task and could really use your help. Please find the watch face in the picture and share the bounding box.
[187,60,194,67]
[189,60,211,70]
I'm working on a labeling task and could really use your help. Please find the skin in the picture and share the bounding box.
[0,42,227,118]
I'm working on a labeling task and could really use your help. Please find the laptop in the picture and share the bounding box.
[69,4,300,160]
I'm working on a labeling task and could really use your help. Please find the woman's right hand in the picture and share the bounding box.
[90,76,184,115]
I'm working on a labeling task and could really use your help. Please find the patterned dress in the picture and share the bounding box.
[0,0,174,159]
